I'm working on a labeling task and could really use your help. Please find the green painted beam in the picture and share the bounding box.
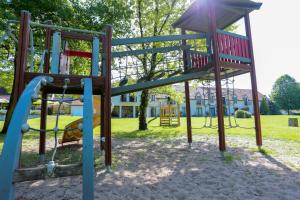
[111,70,209,96]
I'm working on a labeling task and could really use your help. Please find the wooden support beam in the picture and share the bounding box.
[182,29,192,145]
[103,26,113,169]
[208,0,226,151]
[2,11,30,134]
[24,72,104,94]
[39,21,52,157]
[111,70,209,96]
[245,13,262,147]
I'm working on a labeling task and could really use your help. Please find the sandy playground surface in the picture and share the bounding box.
[16,135,300,200]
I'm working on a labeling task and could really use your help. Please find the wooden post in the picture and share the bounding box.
[181,29,192,145]
[245,14,262,147]
[2,11,31,134]
[103,26,112,170]
[39,21,52,158]
[208,1,226,151]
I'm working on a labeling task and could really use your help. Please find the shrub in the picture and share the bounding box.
[241,106,250,112]
[0,110,7,115]
[30,110,41,115]
[235,110,252,118]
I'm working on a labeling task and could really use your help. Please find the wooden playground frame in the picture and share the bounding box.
[0,0,263,199]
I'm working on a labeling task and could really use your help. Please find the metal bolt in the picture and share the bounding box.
[80,95,84,102]
[64,78,70,84]
[21,124,30,133]
[78,123,83,131]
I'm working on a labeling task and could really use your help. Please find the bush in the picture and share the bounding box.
[241,106,250,112]
[235,110,252,118]
[0,110,7,115]
[30,110,41,115]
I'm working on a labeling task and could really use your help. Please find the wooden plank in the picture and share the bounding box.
[59,31,94,41]
[24,72,104,94]
[220,61,251,71]
[216,29,249,40]
[112,34,206,46]
[111,70,209,96]
[14,163,86,183]
[112,45,191,58]
[219,53,251,63]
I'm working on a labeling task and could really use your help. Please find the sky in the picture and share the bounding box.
[234,0,300,96]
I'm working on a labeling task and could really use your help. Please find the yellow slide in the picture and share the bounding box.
[59,96,101,146]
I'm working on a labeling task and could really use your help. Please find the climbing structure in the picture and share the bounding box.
[160,103,181,127]
[0,11,112,200]
[0,0,263,199]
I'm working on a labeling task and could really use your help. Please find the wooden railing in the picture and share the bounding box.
[216,29,251,64]
[188,50,211,69]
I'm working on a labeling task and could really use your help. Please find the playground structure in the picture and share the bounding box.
[0,0,263,199]
[59,96,101,146]
[160,103,181,127]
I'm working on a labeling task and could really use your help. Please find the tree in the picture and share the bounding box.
[268,99,281,115]
[126,0,188,130]
[260,96,269,115]
[0,0,132,93]
[271,74,300,114]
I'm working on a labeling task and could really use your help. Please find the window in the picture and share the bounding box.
[222,97,226,104]
[129,94,136,102]
[196,94,202,105]
[210,96,215,103]
[151,95,156,102]
[243,96,248,106]
[121,94,127,102]
[233,96,238,104]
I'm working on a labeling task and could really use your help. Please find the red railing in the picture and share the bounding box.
[189,51,210,69]
[217,29,251,63]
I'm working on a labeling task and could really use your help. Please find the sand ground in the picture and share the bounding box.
[15,135,300,200]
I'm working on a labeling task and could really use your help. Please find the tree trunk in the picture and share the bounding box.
[139,89,149,130]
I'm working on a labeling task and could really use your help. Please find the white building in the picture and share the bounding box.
[70,85,264,117]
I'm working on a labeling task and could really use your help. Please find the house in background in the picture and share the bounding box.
[0,87,10,110]
[69,84,264,118]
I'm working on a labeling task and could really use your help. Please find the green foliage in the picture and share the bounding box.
[260,96,270,115]
[241,106,249,112]
[0,0,132,93]
[271,75,300,114]
[268,100,281,115]
[151,85,183,104]
[235,110,252,118]
[0,70,13,93]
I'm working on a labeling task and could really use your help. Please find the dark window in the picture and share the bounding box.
[222,97,226,104]
[121,94,127,102]
[129,95,136,102]
[233,96,238,104]
[151,95,156,102]
[243,97,248,106]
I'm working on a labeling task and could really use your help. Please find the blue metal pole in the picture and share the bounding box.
[82,78,94,200]
[50,32,61,74]
[92,37,100,76]
[0,76,50,200]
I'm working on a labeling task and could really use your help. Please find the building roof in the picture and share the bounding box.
[171,84,264,101]
[173,0,262,33]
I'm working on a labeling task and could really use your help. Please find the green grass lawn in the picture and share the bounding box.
[0,115,299,168]
[0,115,300,144]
